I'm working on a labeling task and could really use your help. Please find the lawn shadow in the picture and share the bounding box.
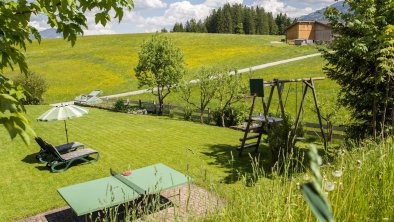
[21,153,38,164]
[202,140,331,184]
[202,143,275,184]
[22,153,98,172]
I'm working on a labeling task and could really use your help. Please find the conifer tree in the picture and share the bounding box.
[322,0,394,139]
[262,13,270,34]
[243,7,256,34]
[268,13,278,34]
[223,4,233,33]
[255,7,265,35]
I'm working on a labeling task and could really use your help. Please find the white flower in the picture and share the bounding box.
[332,170,343,177]
[317,156,323,166]
[324,181,335,191]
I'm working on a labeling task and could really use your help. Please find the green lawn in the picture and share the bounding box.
[6,33,318,103]
[1,106,392,221]
[0,105,254,221]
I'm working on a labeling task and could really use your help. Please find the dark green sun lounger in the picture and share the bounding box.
[58,163,192,216]
[46,143,100,172]
[35,137,84,163]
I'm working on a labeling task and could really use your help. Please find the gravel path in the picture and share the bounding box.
[51,53,322,107]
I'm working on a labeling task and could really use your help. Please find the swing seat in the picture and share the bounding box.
[251,116,283,124]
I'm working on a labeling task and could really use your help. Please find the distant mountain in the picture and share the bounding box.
[39,28,63,39]
[298,1,349,22]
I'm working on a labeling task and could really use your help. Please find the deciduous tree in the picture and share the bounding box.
[13,72,47,105]
[215,71,247,127]
[135,35,185,115]
[180,67,221,123]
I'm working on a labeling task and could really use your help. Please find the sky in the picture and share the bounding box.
[29,0,336,35]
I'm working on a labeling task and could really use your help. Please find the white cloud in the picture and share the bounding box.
[133,0,167,9]
[84,24,115,35]
[163,1,211,21]
[83,10,116,35]
[123,1,216,32]
[299,0,334,4]
[252,0,314,17]
[123,0,247,32]
[28,14,51,31]
[28,20,50,31]
[28,11,115,35]
[203,0,243,8]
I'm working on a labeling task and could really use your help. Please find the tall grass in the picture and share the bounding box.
[109,138,394,221]
[110,139,394,221]
[206,139,394,221]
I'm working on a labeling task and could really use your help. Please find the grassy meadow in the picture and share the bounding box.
[6,33,319,103]
[0,106,393,221]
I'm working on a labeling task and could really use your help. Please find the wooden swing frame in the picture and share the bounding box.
[238,77,327,156]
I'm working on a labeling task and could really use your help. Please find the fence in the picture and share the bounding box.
[86,98,346,140]
[87,98,214,123]
[303,122,345,141]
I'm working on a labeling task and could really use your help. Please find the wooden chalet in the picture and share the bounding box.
[285,21,332,44]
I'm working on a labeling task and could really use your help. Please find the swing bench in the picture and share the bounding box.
[237,77,327,156]
[237,79,284,155]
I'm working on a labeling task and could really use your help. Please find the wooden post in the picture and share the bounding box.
[328,121,333,143]
[153,101,157,114]
[293,83,308,142]
[266,84,276,114]
[208,108,211,124]
[139,99,142,108]
[277,81,286,118]
[391,106,394,135]
[262,97,267,119]
[309,79,327,151]
[239,95,257,156]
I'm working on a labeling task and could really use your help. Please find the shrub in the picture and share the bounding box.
[267,114,295,164]
[183,106,193,121]
[13,72,47,105]
[112,99,128,112]
[212,105,248,127]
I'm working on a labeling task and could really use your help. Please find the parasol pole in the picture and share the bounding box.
[64,120,69,144]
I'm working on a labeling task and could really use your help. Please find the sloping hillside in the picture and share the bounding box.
[6,33,318,103]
